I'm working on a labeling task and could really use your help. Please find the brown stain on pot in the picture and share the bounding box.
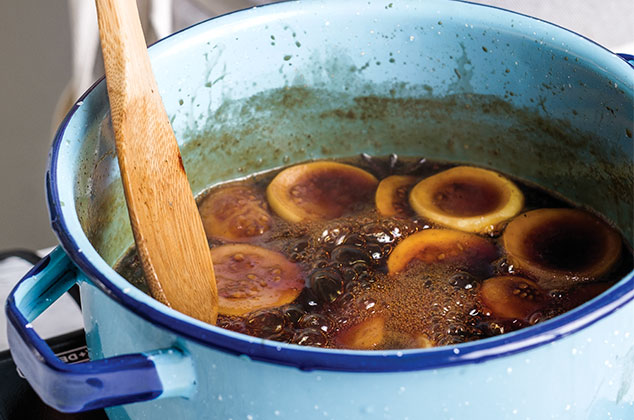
[74,86,632,268]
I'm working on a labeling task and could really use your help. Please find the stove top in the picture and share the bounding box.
[0,331,107,420]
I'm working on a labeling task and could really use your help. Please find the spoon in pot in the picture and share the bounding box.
[95,0,218,324]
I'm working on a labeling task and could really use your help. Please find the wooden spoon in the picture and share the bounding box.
[95,0,218,324]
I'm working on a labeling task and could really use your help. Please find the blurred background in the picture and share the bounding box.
[0,0,632,251]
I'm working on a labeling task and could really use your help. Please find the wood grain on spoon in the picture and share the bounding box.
[95,0,218,324]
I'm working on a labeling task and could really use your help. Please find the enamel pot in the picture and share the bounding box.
[6,1,634,419]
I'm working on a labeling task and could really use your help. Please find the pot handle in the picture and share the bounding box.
[616,53,634,68]
[4,246,196,413]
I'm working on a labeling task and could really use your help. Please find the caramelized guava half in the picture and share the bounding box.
[199,185,272,242]
[409,166,524,233]
[375,175,418,217]
[479,276,546,321]
[210,244,305,316]
[334,316,385,350]
[266,161,378,223]
[387,229,498,274]
[503,208,622,288]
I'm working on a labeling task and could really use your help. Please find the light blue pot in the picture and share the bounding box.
[6,1,634,419]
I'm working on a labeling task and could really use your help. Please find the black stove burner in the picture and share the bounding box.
[0,250,42,265]
[0,249,106,420]
[0,331,107,420]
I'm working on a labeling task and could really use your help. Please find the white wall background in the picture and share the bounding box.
[0,2,71,250]
[0,0,632,251]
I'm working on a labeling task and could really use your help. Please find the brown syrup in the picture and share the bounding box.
[115,155,632,350]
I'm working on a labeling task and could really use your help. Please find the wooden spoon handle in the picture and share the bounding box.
[96,0,218,324]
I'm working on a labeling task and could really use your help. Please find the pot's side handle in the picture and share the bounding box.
[616,53,634,68]
[4,246,197,413]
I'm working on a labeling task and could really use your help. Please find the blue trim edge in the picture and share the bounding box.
[616,53,634,68]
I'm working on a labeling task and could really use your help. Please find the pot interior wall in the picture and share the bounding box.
[64,0,632,272]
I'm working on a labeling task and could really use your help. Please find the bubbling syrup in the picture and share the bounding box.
[115,156,632,350]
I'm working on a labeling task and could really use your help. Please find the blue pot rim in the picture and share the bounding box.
[47,0,634,373]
